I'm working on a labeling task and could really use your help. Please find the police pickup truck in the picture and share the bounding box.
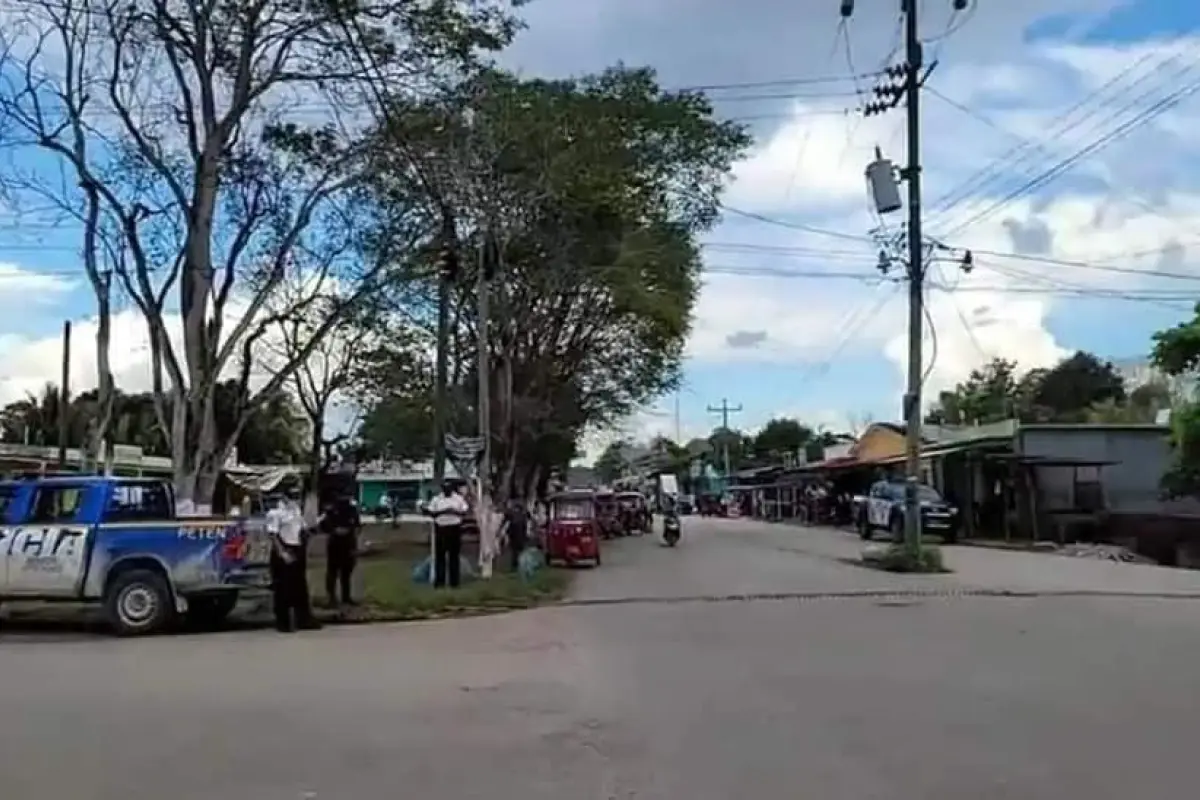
[0,475,271,636]
[858,479,960,544]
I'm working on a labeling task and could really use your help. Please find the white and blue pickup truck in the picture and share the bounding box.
[0,475,272,636]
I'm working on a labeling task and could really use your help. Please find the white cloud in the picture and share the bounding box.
[687,28,1200,397]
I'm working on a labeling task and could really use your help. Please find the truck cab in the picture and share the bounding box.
[0,475,272,635]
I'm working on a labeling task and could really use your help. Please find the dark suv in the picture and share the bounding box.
[858,480,959,543]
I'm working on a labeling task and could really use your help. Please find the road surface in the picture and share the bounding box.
[5,516,1200,799]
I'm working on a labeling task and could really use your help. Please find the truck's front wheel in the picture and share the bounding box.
[104,569,174,637]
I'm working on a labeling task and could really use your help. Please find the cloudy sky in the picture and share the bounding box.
[0,0,1198,458]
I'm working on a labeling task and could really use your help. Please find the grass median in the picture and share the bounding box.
[308,523,572,623]
[0,522,573,634]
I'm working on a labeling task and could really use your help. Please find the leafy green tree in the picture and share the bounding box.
[348,332,437,463]
[593,440,630,485]
[0,0,516,507]
[1152,311,1200,495]
[0,383,306,465]
[926,358,1020,425]
[1030,351,1125,421]
[752,418,813,461]
[373,66,750,496]
[707,427,752,473]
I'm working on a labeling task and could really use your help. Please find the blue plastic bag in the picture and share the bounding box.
[517,547,544,581]
[412,555,478,585]
[411,556,433,584]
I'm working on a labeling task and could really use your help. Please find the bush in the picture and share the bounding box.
[863,543,949,573]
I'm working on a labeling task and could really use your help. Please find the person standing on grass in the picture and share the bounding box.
[427,480,468,588]
[322,493,361,608]
[265,487,321,633]
[500,498,530,571]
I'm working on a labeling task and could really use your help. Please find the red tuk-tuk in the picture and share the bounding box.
[543,490,602,567]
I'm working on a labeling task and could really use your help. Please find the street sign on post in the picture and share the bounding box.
[444,433,485,478]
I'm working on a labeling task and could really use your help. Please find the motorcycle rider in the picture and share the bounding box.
[662,495,681,543]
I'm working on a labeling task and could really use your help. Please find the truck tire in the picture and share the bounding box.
[858,511,873,540]
[184,593,239,629]
[104,568,175,637]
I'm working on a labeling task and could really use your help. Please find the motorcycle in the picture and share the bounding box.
[662,514,681,547]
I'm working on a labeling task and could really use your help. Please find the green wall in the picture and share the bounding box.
[359,479,430,510]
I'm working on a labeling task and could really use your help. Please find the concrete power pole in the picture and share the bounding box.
[900,0,926,557]
[58,320,71,469]
[432,213,457,486]
[706,398,742,480]
[852,0,968,556]
[477,228,492,497]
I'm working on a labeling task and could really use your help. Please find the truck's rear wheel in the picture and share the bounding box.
[104,569,174,637]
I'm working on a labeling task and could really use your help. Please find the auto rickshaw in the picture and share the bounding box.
[697,493,726,517]
[542,490,602,567]
[594,490,623,539]
[616,491,652,535]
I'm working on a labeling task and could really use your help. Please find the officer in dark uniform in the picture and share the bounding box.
[322,493,361,607]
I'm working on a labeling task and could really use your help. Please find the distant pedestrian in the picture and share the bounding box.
[265,487,321,633]
[500,499,530,571]
[426,481,469,588]
[321,493,361,608]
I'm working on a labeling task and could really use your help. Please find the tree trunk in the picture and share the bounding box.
[525,466,543,504]
[500,445,518,503]
[90,289,116,473]
[306,419,324,522]
[171,384,221,514]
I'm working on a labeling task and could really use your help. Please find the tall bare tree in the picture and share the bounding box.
[0,0,516,508]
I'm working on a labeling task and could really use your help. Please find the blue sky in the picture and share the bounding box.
[0,0,1198,461]
[500,0,1200,452]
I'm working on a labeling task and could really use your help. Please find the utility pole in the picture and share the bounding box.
[432,213,456,486]
[901,0,926,557]
[477,227,491,498]
[706,398,742,479]
[58,320,71,469]
[852,0,968,556]
[673,390,682,444]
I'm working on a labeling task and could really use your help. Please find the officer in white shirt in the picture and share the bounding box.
[265,487,321,633]
[425,480,469,588]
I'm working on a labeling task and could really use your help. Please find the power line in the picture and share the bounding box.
[676,71,887,93]
[964,246,1200,283]
[713,201,872,243]
[939,47,1200,238]
[923,42,1187,227]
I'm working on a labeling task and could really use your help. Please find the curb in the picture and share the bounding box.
[557,588,1200,607]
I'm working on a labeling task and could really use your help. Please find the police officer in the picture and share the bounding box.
[322,493,361,607]
[265,487,321,633]
[426,480,469,588]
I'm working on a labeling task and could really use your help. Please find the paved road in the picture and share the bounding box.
[5,516,1200,799]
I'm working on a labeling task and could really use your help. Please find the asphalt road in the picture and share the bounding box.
[4,516,1200,799]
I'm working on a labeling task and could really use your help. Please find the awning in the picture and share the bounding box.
[224,466,305,494]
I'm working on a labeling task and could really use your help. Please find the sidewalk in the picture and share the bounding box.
[775,518,1200,596]
[944,546,1200,596]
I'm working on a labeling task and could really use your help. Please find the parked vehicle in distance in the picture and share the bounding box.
[542,490,601,567]
[859,479,959,543]
[616,491,652,535]
[0,475,271,636]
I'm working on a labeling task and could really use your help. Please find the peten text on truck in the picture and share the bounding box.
[0,475,272,636]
